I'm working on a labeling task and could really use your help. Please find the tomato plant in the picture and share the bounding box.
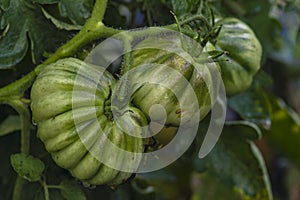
[0,0,300,200]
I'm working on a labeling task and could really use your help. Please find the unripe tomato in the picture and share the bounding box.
[30,58,147,186]
[215,17,262,96]
[123,36,220,127]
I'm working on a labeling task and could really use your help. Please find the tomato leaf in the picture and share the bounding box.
[0,115,21,137]
[191,173,241,200]
[41,7,82,30]
[59,180,86,200]
[171,0,199,16]
[202,132,273,200]
[134,163,192,200]
[32,0,57,4]
[33,0,93,25]
[58,0,93,25]
[225,121,262,140]
[10,153,45,182]
[229,71,300,167]
[228,72,272,130]
[0,0,72,68]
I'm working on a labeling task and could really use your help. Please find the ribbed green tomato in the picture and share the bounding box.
[123,37,220,127]
[30,58,147,186]
[215,17,262,96]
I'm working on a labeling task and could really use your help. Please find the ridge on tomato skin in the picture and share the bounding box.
[30,58,148,186]
[214,17,262,96]
[120,34,221,127]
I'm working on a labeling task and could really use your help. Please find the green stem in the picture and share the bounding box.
[36,0,114,72]
[35,0,119,73]
[90,0,109,22]
[35,25,120,74]
[40,178,50,200]
[10,100,31,154]
[120,34,133,74]
[47,185,63,189]
[0,71,36,102]
[10,99,31,200]
[179,14,211,31]
[12,177,23,200]
[44,187,50,200]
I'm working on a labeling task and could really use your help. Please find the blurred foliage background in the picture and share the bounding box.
[0,0,300,199]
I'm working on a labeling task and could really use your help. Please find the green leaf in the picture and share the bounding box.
[191,173,241,200]
[33,0,93,25]
[203,131,273,200]
[225,121,262,140]
[59,180,86,200]
[0,0,72,68]
[171,0,199,16]
[58,0,93,25]
[10,153,45,182]
[134,169,177,198]
[228,73,272,130]
[134,162,193,200]
[41,7,82,30]
[266,98,300,167]
[0,115,21,137]
[32,0,58,4]
[0,0,10,10]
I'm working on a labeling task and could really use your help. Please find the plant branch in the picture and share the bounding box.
[12,177,24,200]
[42,179,50,200]
[10,99,31,200]
[91,0,109,22]
[9,99,31,154]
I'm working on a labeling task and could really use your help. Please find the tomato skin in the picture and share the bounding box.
[215,17,262,96]
[126,36,220,126]
[30,58,147,186]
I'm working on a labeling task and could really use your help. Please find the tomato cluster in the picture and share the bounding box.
[30,17,262,186]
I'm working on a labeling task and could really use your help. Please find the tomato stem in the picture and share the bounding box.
[10,99,31,200]
[40,177,50,200]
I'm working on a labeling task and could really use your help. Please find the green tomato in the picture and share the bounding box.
[30,58,147,186]
[122,36,220,127]
[215,17,262,96]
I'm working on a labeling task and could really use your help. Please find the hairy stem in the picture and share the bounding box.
[120,35,133,74]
